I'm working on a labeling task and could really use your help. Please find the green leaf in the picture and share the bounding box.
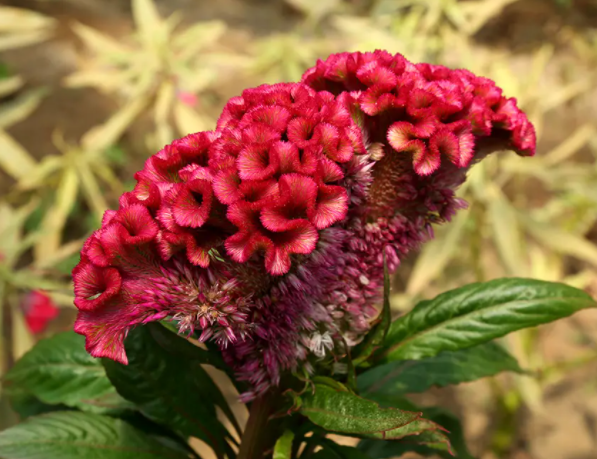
[102,323,236,459]
[352,259,392,366]
[6,388,67,420]
[358,396,472,459]
[273,430,294,459]
[3,331,132,414]
[0,411,192,459]
[376,278,596,363]
[359,342,523,397]
[300,384,449,445]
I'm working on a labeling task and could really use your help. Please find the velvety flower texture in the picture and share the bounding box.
[73,51,536,399]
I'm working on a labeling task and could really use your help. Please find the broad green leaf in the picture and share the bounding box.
[353,259,392,366]
[3,331,132,414]
[359,342,522,397]
[358,396,471,459]
[0,129,37,180]
[377,278,596,363]
[300,384,449,444]
[273,430,294,459]
[103,323,236,458]
[0,411,192,459]
[6,388,66,420]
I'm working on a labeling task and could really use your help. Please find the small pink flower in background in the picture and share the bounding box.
[73,50,536,400]
[177,91,198,107]
[21,291,59,334]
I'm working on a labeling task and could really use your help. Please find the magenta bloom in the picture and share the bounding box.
[73,51,535,399]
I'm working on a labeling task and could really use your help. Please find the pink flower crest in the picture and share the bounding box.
[73,51,536,399]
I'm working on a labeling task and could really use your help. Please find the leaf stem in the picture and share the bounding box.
[237,393,275,459]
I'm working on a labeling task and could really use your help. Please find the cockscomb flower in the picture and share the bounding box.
[73,50,536,399]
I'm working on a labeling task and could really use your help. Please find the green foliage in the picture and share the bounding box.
[3,331,133,414]
[378,278,596,362]
[358,342,523,397]
[102,323,238,458]
[0,411,191,459]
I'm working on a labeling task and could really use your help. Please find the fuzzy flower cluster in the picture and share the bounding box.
[73,51,535,399]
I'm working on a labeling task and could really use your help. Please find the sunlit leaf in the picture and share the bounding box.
[378,278,596,363]
[0,129,37,180]
[132,0,164,46]
[34,167,79,261]
[520,213,597,268]
[406,210,468,296]
[486,185,525,276]
[81,96,149,151]
[0,75,23,97]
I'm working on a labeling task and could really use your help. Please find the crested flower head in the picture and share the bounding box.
[73,51,536,399]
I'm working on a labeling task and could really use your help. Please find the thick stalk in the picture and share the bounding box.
[237,394,275,459]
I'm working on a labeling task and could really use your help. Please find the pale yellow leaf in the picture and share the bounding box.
[64,69,125,92]
[520,213,597,268]
[0,129,37,180]
[0,30,53,51]
[47,291,75,308]
[540,76,594,113]
[0,6,55,32]
[463,0,519,35]
[16,155,63,190]
[34,167,79,261]
[81,95,149,151]
[76,158,109,222]
[154,80,175,126]
[0,87,47,129]
[173,100,212,136]
[12,306,35,361]
[543,124,595,166]
[0,75,23,97]
[71,21,128,54]
[132,0,163,44]
[34,237,87,270]
[406,210,469,296]
[486,185,526,276]
[173,21,226,59]
[0,199,38,266]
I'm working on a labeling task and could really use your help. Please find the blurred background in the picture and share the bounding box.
[0,0,596,458]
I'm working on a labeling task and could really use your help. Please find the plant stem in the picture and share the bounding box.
[237,394,275,459]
